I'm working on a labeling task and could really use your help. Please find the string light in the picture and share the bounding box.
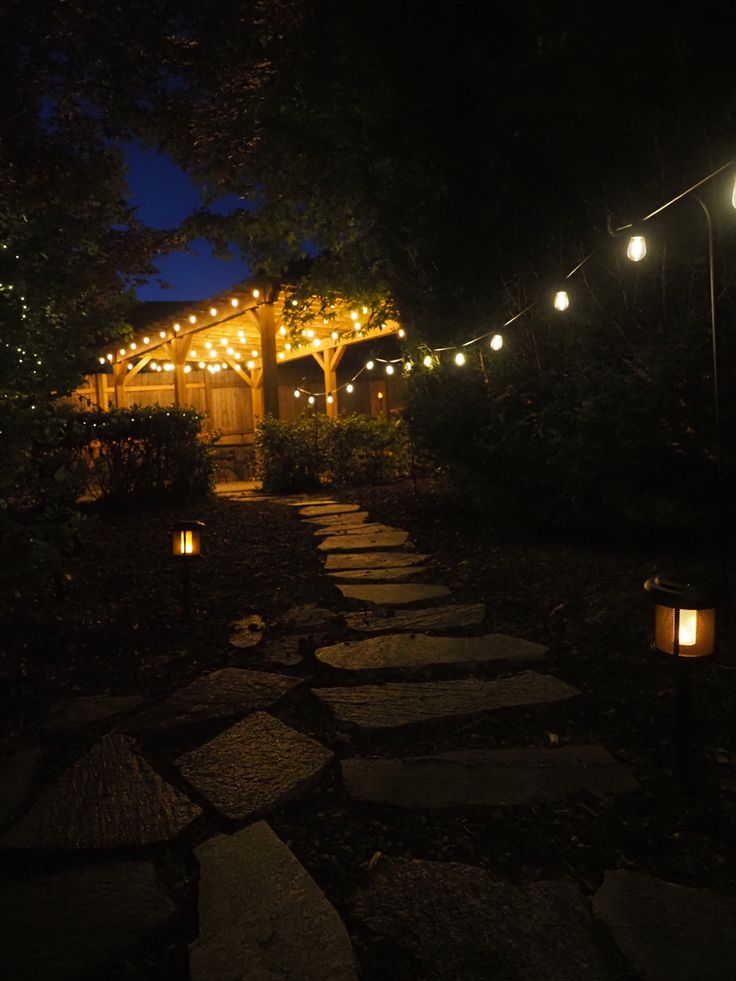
[423,354,433,368]
[386,364,395,375]
[252,289,260,298]
[210,307,217,316]
[627,235,647,262]
[143,336,150,344]
[454,351,466,366]
[327,394,334,404]
[366,360,375,370]
[189,315,196,324]
[294,389,301,398]
[490,334,503,351]
[231,298,239,307]
[308,395,315,405]
[553,291,570,311]
[346,383,354,393]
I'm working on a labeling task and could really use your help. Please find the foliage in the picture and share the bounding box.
[78,406,215,505]
[256,412,411,493]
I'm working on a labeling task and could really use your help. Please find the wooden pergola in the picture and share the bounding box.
[75,281,404,437]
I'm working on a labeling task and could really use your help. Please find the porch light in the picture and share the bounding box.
[171,520,204,559]
[553,290,570,311]
[627,234,647,262]
[644,573,716,659]
[490,335,503,351]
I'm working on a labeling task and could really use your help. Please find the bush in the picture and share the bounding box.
[79,406,215,504]
[256,412,412,493]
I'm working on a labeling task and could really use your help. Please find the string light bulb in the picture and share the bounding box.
[327,394,334,404]
[210,307,217,316]
[308,395,315,405]
[490,334,503,351]
[627,234,647,262]
[294,389,301,398]
[553,291,570,311]
[231,298,239,307]
[143,336,150,344]
[366,360,375,370]
[189,315,197,324]
[346,383,354,393]
[386,364,395,375]
[423,354,433,368]
[454,351,466,366]
[398,328,406,338]
[252,289,260,298]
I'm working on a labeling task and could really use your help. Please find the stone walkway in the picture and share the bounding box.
[1,486,734,980]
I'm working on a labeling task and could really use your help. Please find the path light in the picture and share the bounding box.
[553,290,570,311]
[171,520,205,618]
[644,572,717,778]
[627,234,647,262]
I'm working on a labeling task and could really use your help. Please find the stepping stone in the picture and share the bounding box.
[176,712,333,822]
[0,732,201,850]
[299,503,360,517]
[316,632,547,674]
[125,668,299,735]
[190,822,357,981]
[0,862,176,981]
[342,745,639,808]
[319,531,409,551]
[336,583,451,605]
[277,603,341,633]
[304,511,370,526]
[286,498,337,507]
[325,551,430,570]
[43,694,145,730]
[329,566,429,582]
[0,747,43,826]
[344,603,486,633]
[593,870,736,981]
[314,672,578,731]
[314,523,397,538]
[353,856,626,981]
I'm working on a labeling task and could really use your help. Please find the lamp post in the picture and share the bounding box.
[644,573,717,778]
[171,520,205,618]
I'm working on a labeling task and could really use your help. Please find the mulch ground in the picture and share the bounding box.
[1,477,735,978]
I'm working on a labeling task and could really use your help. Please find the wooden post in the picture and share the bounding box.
[313,345,345,418]
[94,373,109,410]
[172,335,193,407]
[255,302,279,419]
[112,362,127,408]
[251,366,264,429]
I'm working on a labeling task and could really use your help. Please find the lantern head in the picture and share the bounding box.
[171,520,205,559]
[644,573,717,659]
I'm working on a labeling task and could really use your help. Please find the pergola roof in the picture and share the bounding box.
[97,280,402,375]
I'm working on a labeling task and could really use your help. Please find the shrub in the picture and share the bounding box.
[79,406,215,504]
[256,412,412,493]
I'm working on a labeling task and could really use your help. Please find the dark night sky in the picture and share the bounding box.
[124,143,250,301]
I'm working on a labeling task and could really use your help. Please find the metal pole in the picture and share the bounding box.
[672,608,689,779]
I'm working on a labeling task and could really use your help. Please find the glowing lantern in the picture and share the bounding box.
[171,520,204,559]
[644,573,716,659]
[627,234,647,262]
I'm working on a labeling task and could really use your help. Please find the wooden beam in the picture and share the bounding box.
[172,335,193,407]
[94,373,109,410]
[254,303,279,419]
[112,362,127,408]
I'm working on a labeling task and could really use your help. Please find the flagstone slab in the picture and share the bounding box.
[343,603,486,633]
[277,603,342,633]
[593,870,736,981]
[316,632,546,673]
[0,862,176,981]
[305,511,370,526]
[329,566,429,582]
[299,503,360,517]
[176,712,333,822]
[0,747,43,827]
[353,856,626,981]
[0,732,201,850]
[125,668,299,734]
[325,551,430,570]
[336,583,451,605]
[228,613,266,649]
[190,822,357,981]
[319,531,409,551]
[314,672,578,731]
[342,745,639,808]
[286,498,337,507]
[314,523,399,538]
[44,694,145,730]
